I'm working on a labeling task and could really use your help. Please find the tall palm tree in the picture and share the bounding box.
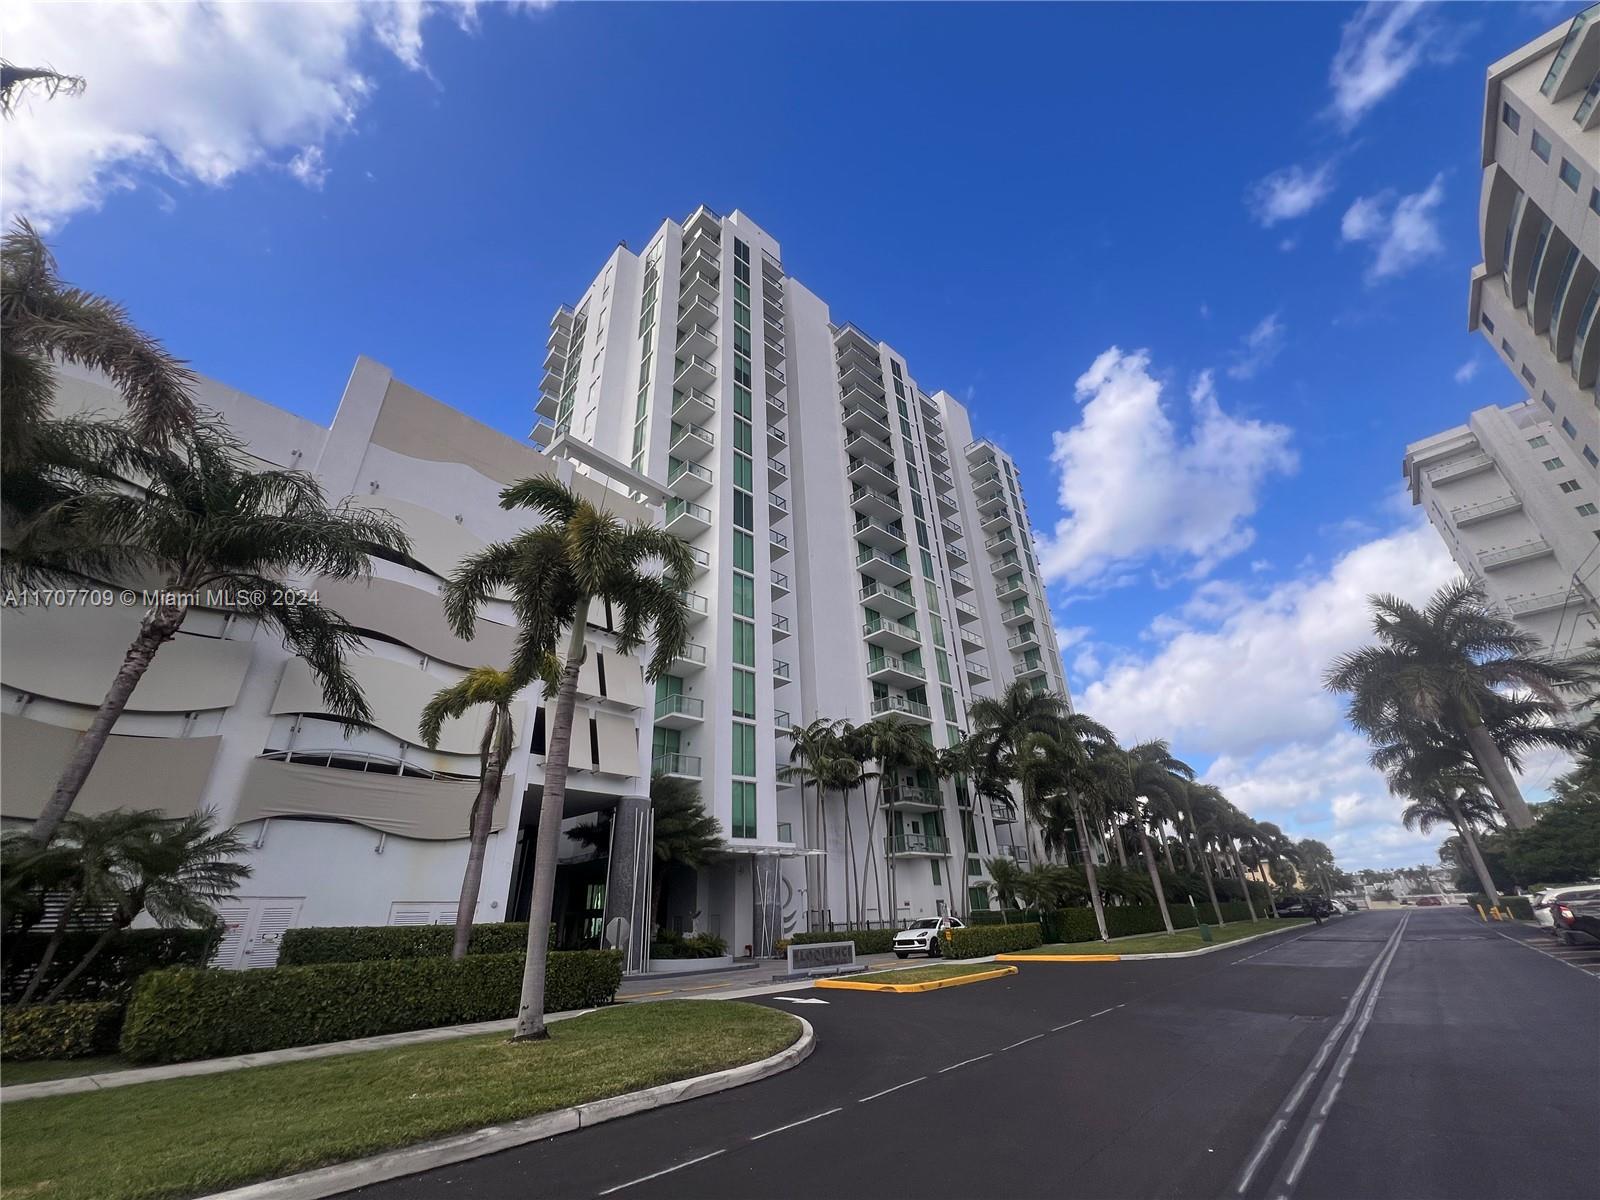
[814,751,863,926]
[969,681,1067,863]
[1324,580,1588,829]
[421,667,526,961]
[1127,740,1193,935]
[39,809,250,1006]
[443,476,691,1041]
[985,854,1025,917]
[14,422,408,846]
[1379,733,1506,908]
[861,718,937,926]
[839,720,886,924]
[1215,800,1260,921]
[938,738,984,917]
[1177,780,1227,924]
[1018,719,1109,940]
[783,717,842,924]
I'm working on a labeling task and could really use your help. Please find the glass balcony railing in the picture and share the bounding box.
[654,694,704,721]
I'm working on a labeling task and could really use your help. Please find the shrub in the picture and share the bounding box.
[277,922,535,965]
[1,1001,124,1060]
[1470,894,1534,920]
[1,928,219,1004]
[966,909,1043,926]
[1042,908,1100,943]
[941,922,1041,958]
[791,929,896,954]
[120,949,622,1064]
[1103,905,1169,939]
[649,931,728,959]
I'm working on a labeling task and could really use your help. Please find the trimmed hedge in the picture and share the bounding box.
[1,928,219,1004]
[941,922,1042,958]
[649,931,728,959]
[1,1001,124,1060]
[967,909,1044,927]
[1470,894,1534,920]
[277,922,536,965]
[791,929,897,955]
[120,949,622,1064]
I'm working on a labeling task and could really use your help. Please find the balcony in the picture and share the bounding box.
[995,843,1029,864]
[835,335,880,373]
[678,590,710,622]
[841,401,893,441]
[976,487,1009,518]
[981,507,1013,534]
[857,547,912,585]
[680,245,720,286]
[1506,590,1573,615]
[871,695,933,724]
[940,517,964,541]
[530,417,557,449]
[771,568,790,597]
[929,445,951,471]
[990,550,1022,576]
[774,659,792,685]
[867,653,926,687]
[774,709,792,729]
[853,515,907,550]
[667,458,714,499]
[883,785,942,813]
[535,388,560,420]
[949,568,974,595]
[960,625,985,653]
[665,498,711,537]
[863,615,920,653]
[1001,599,1033,626]
[838,362,886,399]
[764,332,786,364]
[770,528,790,557]
[885,833,948,857]
[1426,452,1494,486]
[986,527,1018,554]
[1479,539,1554,569]
[1008,629,1040,651]
[996,576,1029,603]
[653,694,705,729]
[676,296,719,334]
[860,580,917,618]
[767,423,787,452]
[669,421,715,461]
[674,354,717,392]
[765,362,787,392]
[672,642,709,672]
[1014,658,1048,680]
[946,543,968,566]
[772,613,791,640]
[970,462,1001,488]
[764,456,787,489]
[687,545,711,574]
[676,322,717,361]
[768,491,788,520]
[965,658,991,683]
[845,429,895,467]
[952,597,981,624]
[761,249,784,281]
[1450,494,1523,526]
[653,753,703,781]
[848,457,900,495]
[848,484,902,522]
[679,257,720,306]
[965,439,998,466]
[672,387,716,426]
[935,488,959,517]
[919,394,939,422]
[767,391,787,421]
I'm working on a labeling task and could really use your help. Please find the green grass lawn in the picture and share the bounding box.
[1,1054,132,1087]
[852,962,1008,985]
[1,1001,799,1200]
[1014,918,1311,957]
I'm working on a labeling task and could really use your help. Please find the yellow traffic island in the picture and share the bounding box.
[996,952,1120,963]
[814,963,1018,993]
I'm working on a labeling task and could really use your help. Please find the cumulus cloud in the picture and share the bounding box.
[0,1,481,227]
[1327,2,1461,130]
[1033,349,1297,587]
[1453,358,1480,384]
[1226,312,1287,381]
[1247,162,1335,227]
[1340,175,1446,284]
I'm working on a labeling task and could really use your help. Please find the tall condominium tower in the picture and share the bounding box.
[536,207,1072,949]
[1404,9,1600,658]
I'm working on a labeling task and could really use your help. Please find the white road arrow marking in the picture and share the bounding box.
[773,995,829,1004]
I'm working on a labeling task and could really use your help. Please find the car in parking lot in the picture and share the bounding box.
[1338,899,1360,913]
[1532,885,1600,932]
[1415,895,1443,907]
[893,916,963,958]
[1275,895,1333,919]
[1552,898,1600,947]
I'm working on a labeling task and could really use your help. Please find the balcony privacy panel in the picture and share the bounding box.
[1,715,219,820]
[232,756,511,840]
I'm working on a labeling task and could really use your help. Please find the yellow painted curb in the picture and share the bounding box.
[814,965,1018,993]
[996,953,1121,963]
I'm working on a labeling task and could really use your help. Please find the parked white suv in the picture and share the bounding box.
[893,916,964,958]
[1532,885,1600,931]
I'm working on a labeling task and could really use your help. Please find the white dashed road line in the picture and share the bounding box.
[937,1053,992,1073]
[857,1077,925,1103]
[597,1150,728,1195]
[749,1107,842,1142]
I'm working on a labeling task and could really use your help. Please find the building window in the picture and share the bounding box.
[731,722,756,777]
[1528,435,1548,448]
[1532,130,1551,162]
[1501,101,1520,133]
[1501,338,1515,359]
[732,668,755,719]
[1591,187,1600,217]
[1481,313,1495,335]
[1578,503,1599,517]
[1560,479,1582,493]
[1520,364,1536,387]
[1542,457,1564,470]
[731,780,756,840]
[1542,391,1556,412]
[1585,446,1599,468]
[732,618,755,666]
[1558,159,1582,192]
[1562,417,1577,439]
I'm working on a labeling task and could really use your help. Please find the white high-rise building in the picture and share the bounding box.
[1404,9,1600,658]
[536,207,1073,946]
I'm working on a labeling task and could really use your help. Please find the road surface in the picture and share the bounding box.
[352,908,1597,1200]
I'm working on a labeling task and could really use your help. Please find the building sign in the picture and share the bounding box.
[787,940,855,973]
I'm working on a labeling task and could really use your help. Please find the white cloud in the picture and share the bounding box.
[0,1,481,228]
[1247,162,1335,227]
[1341,175,1446,284]
[1226,312,1287,381]
[1034,349,1297,587]
[1327,2,1459,130]
[1453,358,1480,384]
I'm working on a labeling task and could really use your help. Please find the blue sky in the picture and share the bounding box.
[2,1,1581,868]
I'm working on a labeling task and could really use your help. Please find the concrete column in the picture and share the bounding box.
[601,794,652,972]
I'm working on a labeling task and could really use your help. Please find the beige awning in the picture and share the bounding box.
[1,714,220,820]
[594,713,639,777]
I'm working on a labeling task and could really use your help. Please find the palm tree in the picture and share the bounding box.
[813,750,862,927]
[571,774,725,930]
[969,681,1067,863]
[783,717,843,924]
[443,476,691,1041]
[421,667,525,961]
[1127,740,1193,934]
[1324,580,1588,829]
[2,220,196,530]
[14,422,409,846]
[1,63,86,116]
[985,854,1025,918]
[1018,718,1110,940]
[1215,800,1260,921]
[40,809,250,1005]
[1177,779,1227,925]
[1380,733,1506,908]
[1295,838,1338,902]
[861,718,937,927]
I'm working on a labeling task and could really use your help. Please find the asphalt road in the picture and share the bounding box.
[351,909,1598,1200]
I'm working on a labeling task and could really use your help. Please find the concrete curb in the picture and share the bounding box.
[815,965,1017,993]
[1000,920,1316,964]
[194,1015,815,1200]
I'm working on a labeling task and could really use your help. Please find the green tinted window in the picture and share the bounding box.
[733,618,755,665]
[732,721,756,776]
[734,531,754,572]
[732,780,757,839]
[732,668,756,718]
[733,572,754,617]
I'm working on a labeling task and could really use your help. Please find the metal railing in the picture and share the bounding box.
[654,694,704,721]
